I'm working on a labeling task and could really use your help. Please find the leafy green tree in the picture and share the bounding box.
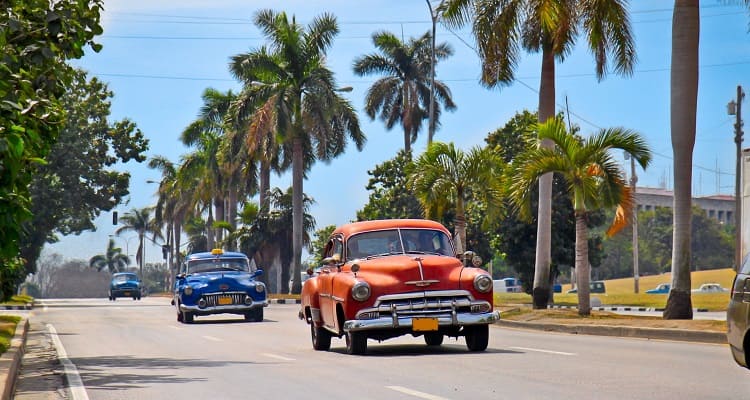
[1,0,104,299]
[508,118,650,315]
[229,10,365,294]
[356,150,423,221]
[21,69,148,279]
[408,141,503,254]
[115,207,163,278]
[308,225,336,267]
[89,239,130,274]
[442,0,636,310]
[353,31,456,152]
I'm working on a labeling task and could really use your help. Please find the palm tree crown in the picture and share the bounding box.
[353,31,456,153]
[89,239,130,274]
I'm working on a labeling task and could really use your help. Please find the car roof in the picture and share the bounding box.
[113,272,136,276]
[333,219,450,237]
[186,250,248,261]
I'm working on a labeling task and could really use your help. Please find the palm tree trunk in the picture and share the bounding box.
[260,161,271,213]
[664,0,698,320]
[575,211,591,316]
[404,129,411,155]
[215,196,225,245]
[532,44,556,309]
[227,187,238,251]
[206,201,215,250]
[291,136,304,294]
[138,234,145,278]
[454,196,467,254]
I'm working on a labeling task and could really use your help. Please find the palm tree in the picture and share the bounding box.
[228,10,365,294]
[508,118,650,315]
[115,207,163,278]
[664,0,699,320]
[353,31,456,153]
[441,0,636,308]
[408,141,503,254]
[89,239,130,274]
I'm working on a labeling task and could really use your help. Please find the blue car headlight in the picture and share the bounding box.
[255,283,265,293]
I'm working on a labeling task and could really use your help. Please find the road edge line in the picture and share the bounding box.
[47,324,89,400]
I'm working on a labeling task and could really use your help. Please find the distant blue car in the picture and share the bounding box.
[109,272,142,301]
[645,283,670,294]
[172,249,267,323]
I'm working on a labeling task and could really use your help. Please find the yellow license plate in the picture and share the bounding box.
[412,317,438,331]
[123,292,130,296]
[218,296,233,305]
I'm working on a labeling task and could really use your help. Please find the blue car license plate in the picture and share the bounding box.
[218,296,233,305]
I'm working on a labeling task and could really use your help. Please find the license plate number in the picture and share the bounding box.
[412,317,438,331]
[123,291,130,296]
[218,296,233,305]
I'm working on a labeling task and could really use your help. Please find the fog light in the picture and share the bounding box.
[198,298,207,308]
[471,303,491,313]
[244,296,253,305]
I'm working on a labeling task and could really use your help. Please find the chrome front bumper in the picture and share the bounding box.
[180,300,268,313]
[343,310,500,332]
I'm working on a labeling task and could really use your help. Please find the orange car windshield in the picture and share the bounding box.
[346,229,453,260]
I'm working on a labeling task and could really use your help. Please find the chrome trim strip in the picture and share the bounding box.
[310,308,321,323]
[373,290,475,305]
[344,310,500,332]
[332,295,345,302]
[180,299,268,313]
[405,280,440,287]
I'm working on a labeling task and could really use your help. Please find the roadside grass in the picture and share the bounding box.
[496,268,736,311]
[0,315,21,355]
[2,295,33,306]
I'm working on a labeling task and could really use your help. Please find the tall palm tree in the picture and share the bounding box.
[115,207,163,278]
[665,0,699,320]
[353,31,456,153]
[228,10,365,294]
[442,0,636,308]
[89,239,130,274]
[408,141,503,254]
[508,118,650,315]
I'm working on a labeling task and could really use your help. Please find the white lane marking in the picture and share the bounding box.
[510,346,576,356]
[386,385,450,400]
[261,353,295,361]
[202,335,222,342]
[47,324,89,400]
[169,326,182,330]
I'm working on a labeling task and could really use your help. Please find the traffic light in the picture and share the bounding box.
[112,211,118,225]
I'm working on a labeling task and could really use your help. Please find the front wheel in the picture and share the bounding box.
[182,311,194,324]
[424,332,444,346]
[465,325,489,352]
[244,308,263,322]
[311,324,331,351]
[345,331,367,355]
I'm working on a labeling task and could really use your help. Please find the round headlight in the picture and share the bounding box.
[255,283,265,293]
[474,274,492,293]
[351,281,371,302]
[183,286,193,296]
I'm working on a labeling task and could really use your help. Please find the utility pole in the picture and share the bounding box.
[626,152,639,293]
[728,85,745,271]
[426,0,441,145]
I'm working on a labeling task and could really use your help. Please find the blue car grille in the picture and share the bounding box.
[202,292,247,307]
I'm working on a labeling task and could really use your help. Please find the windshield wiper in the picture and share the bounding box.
[366,252,400,259]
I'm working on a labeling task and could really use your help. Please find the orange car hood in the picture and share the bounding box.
[351,254,466,293]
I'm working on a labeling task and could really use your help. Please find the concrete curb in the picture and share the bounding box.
[495,319,727,344]
[268,298,301,304]
[0,317,29,400]
[548,305,711,313]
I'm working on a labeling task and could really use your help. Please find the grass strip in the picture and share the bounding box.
[0,315,21,355]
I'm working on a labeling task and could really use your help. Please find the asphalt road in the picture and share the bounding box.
[14,298,750,400]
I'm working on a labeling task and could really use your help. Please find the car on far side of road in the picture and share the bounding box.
[645,283,671,294]
[728,255,750,369]
[109,272,142,301]
[691,283,728,294]
[566,280,606,294]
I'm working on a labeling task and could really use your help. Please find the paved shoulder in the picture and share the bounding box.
[14,322,67,400]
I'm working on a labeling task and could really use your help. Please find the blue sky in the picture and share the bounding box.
[45,0,750,264]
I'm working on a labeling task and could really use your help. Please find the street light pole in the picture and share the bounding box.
[625,152,639,293]
[729,85,745,271]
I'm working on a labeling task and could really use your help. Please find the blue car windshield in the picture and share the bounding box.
[113,274,137,283]
[187,258,250,274]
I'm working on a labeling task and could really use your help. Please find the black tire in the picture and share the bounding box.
[465,325,489,352]
[345,331,367,355]
[137,296,142,300]
[424,332,444,346]
[183,311,194,324]
[244,308,263,322]
[177,308,183,322]
[311,324,331,351]
[132,296,137,300]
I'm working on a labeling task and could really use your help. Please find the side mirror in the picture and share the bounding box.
[322,253,342,266]
[462,251,476,268]
[254,269,264,277]
[306,268,314,276]
[176,273,186,280]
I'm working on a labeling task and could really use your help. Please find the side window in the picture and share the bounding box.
[741,254,750,275]
[324,236,343,259]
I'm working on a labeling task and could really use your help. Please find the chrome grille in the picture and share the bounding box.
[372,292,472,316]
[202,291,246,307]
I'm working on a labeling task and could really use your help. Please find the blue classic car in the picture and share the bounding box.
[109,272,142,301]
[173,249,267,323]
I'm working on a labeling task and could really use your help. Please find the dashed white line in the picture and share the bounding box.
[202,335,222,342]
[510,346,576,356]
[261,353,295,361]
[386,385,450,400]
[48,324,89,400]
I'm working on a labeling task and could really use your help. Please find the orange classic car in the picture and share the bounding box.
[299,219,500,355]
